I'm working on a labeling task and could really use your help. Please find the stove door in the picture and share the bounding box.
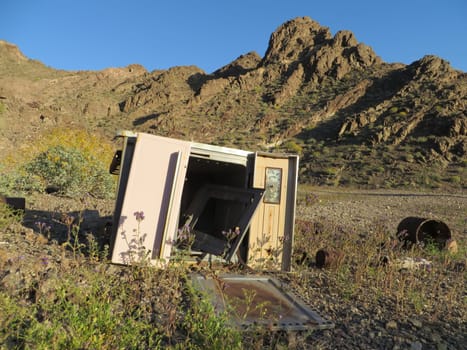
[110,133,191,266]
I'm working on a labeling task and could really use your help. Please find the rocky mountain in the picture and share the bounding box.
[0,17,465,189]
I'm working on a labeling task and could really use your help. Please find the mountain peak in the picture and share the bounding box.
[262,17,332,65]
[261,16,381,81]
[0,40,28,62]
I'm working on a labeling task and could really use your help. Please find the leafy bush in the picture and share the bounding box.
[283,140,303,154]
[180,284,242,349]
[0,202,23,231]
[397,111,408,117]
[449,175,461,184]
[0,127,115,198]
[23,145,114,198]
[402,154,414,163]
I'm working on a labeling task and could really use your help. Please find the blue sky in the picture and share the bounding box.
[2,0,466,73]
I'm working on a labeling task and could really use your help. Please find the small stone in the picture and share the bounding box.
[430,332,441,342]
[411,341,423,350]
[409,318,422,328]
[386,320,398,330]
[436,342,447,350]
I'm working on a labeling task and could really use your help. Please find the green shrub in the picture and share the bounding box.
[402,154,414,163]
[22,145,114,198]
[434,105,443,113]
[283,140,302,154]
[0,202,23,230]
[0,127,115,198]
[449,175,461,184]
[397,111,408,117]
[0,271,164,349]
[415,136,428,144]
[180,288,242,349]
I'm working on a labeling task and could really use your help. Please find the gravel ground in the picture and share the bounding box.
[288,188,467,350]
[297,188,466,235]
[1,189,466,349]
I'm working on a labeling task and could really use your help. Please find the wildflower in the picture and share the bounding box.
[178,231,188,241]
[40,256,49,266]
[305,193,319,206]
[222,227,241,241]
[134,211,145,222]
[35,221,51,232]
[119,215,127,227]
[176,224,194,249]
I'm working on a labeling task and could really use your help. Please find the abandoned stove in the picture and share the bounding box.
[108,131,299,271]
[107,131,334,332]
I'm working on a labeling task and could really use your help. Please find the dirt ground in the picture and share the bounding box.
[297,187,466,238]
[20,186,466,235]
[1,187,466,349]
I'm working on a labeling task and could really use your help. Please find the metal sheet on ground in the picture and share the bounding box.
[191,274,334,332]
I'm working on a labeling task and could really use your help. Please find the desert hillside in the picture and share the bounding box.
[0,16,465,189]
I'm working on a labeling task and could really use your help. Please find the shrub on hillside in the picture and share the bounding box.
[0,128,115,199]
[283,140,303,154]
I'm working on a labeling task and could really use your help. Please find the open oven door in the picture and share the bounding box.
[248,152,299,271]
[110,133,191,266]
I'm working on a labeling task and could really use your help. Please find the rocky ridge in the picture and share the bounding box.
[0,17,466,189]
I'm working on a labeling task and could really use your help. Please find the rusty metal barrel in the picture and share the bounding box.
[315,249,344,268]
[396,217,451,249]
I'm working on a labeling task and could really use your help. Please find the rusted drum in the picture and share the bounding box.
[396,217,451,249]
[315,249,344,268]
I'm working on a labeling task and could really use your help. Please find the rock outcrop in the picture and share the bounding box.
[1,16,465,188]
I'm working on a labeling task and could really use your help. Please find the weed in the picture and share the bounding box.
[117,210,152,265]
[85,233,101,263]
[408,290,426,314]
[60,213,86,260]
[0,268,165,349]
[179,281,242,350]
[174,220,196,252]
[0,202,23,230]
[449,175,461,184]
[35,221,52,240]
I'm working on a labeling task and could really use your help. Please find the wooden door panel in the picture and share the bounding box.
[248,155,289,268]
